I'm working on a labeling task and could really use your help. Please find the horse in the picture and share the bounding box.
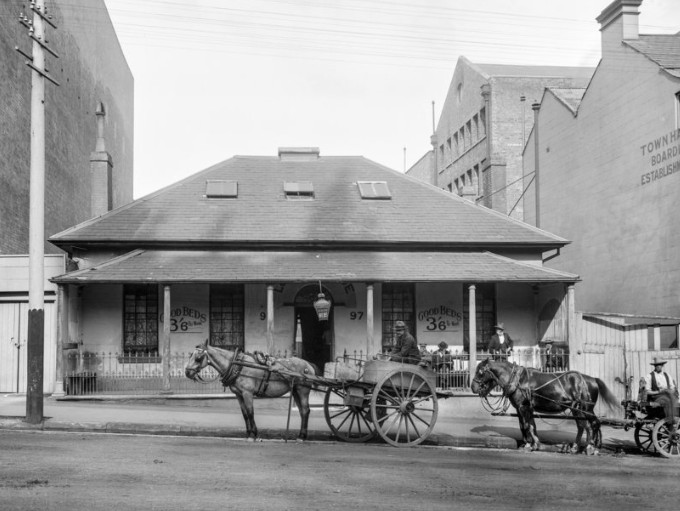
[470,358,619,454]
[185,341,317,442]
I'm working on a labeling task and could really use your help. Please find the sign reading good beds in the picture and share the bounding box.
[160,306,207,333]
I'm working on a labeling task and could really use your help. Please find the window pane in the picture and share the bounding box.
[210,284,245,349]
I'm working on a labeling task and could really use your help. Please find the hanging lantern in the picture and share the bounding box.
[313,282,331,321]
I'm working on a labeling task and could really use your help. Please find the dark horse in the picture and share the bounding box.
[471,359,619,454]
[185,342,317,441]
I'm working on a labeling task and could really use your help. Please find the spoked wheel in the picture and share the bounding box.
[634,423,656,453]
[324,386,376,443]
[652,417,680,458]
[370,368,438,447]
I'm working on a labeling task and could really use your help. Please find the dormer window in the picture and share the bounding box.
[284,181,314,200]
[357,181,391,200]
[205,180,237,198]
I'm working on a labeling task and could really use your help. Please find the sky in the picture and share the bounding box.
[99,0,680,199]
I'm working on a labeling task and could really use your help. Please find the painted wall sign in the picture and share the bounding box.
[417,305,462,331]
[640,129,680,185]
[160,306,207,333]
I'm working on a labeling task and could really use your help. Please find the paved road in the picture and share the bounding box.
[0,430,677,511]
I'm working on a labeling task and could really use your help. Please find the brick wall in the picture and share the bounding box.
[0,0,133,255]
[524,42,680,316]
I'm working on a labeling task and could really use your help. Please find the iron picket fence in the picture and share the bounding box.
[61,347,568,396]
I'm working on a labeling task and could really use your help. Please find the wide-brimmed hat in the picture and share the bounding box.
[494,323,505,331]
[438,341,448,349]
[543,339,554,344]
[394,321,406,330]
[650,357,667,366]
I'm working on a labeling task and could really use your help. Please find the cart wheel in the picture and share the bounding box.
[633,422,656,453]
[370,368,438,447]
[634,423,656,453]
[324,386,376,443]
[652,417,680,458]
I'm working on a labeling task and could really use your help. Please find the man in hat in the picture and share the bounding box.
[644,357,678,425]
[434,341,452,386]
[488,323,513,360]
[388,321,421,364]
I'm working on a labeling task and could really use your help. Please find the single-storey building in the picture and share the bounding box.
[49,148,579,393]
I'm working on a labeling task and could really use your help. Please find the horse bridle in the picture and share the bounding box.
[473,361,524,397]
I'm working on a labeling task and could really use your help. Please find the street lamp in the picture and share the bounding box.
[313,282,331,321]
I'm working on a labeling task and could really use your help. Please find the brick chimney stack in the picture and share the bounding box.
[597,0,642,56]
[90,102,113,217]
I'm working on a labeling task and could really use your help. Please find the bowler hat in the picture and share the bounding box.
[438,341,448,350]
[494,323,505,331]
[651,357,667,366]
[394,321,406,330]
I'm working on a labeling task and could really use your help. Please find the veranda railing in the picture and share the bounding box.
[62,347,569,396]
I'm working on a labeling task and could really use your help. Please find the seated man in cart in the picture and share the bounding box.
[643,357,679,428]
[388,321,421,365]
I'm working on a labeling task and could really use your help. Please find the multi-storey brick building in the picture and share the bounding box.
[523,0,680,328]
[0,0,133,255]
[408,57,593,220]
[0,0,133,393]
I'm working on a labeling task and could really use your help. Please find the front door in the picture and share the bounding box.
[295,307,333,373]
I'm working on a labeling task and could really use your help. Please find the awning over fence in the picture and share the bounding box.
[51,249,579,284]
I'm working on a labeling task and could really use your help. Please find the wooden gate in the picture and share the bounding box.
[0,301,57,393]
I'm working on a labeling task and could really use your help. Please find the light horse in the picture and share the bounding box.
[471,359,619,454]
[185,341,317,441]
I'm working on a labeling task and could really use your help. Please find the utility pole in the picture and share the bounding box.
[16,0,60,424]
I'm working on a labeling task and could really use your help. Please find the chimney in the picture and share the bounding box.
[90,102,113,217]
[278,147,320,161]
[597,0,642,54]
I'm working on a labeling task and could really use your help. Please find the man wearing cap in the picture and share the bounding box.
[488,323,514,360]
[644,357,679,424]
[388,321,421,364]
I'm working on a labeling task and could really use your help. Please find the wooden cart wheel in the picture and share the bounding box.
[323,386,376,443]
[634,423,656,453]
[652,417,680,458]
[370,368,438,447]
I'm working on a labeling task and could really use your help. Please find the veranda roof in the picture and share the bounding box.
[51,249,580,284]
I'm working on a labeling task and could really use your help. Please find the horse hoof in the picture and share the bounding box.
[569,443,580,455]
[585,445,598,456]
[522,444,533,453]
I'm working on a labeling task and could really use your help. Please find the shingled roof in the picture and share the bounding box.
[50,153,569,250]
[625,34,680,78]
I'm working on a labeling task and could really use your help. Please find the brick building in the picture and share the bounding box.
[407,57,593,220]
[0,0,134,255]
[523,0,680,327]
[0,0,133,393]
[47,148,579,393]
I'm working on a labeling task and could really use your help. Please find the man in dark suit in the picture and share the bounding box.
[488,322,513,360]
[388,321,421,364]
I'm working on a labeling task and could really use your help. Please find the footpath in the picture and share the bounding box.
[0,391,637,454]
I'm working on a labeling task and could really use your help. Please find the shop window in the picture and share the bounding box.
[210,284,245,349]
[463,283,496,351]
[381,283,415,350]
[123,284,159,354]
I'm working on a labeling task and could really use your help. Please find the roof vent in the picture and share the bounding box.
[278,147,320,161]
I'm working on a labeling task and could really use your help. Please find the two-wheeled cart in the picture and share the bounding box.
[308,356,453,447]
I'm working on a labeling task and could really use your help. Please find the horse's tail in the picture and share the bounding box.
[596,378,620,411]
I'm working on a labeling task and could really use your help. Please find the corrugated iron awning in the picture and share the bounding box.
[50,249,579,284]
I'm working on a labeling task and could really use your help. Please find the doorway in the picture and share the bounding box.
[293,285,334,373]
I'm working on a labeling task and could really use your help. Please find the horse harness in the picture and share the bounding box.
[206,347,276,397]
[476,362,597,417]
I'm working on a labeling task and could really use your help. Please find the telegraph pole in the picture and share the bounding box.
[16,0,60,423]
